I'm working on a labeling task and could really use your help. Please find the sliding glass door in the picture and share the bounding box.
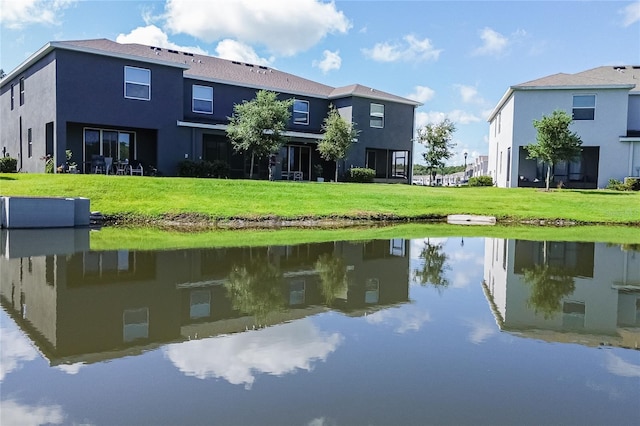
[282,145,311,180]
[83,128,134,173]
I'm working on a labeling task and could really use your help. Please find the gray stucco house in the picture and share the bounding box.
[0,39,419,181]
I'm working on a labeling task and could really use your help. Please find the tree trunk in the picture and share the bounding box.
[249,152,255,179]
[334,161,339,182]
[545,164,551,191]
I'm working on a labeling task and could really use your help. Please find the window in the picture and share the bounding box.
[123,308,149,342]
[392,151,408,178]
[27,128,32,158]
[497,111,502,133]
[10,84,14,110]
[365,278,379,304]
[124,66,151,100]
[192,85,213,114]
[289,280,305,305]
[293,100,309,125]
[572,95,595,120]
[190,290,211,319]
[19,78,24,106]
[370,103,384,128]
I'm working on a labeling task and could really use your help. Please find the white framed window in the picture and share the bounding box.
[365,278,379,304]
[193,85,213,114]
[124,66,151,100]
[289,280,306,305]
[572,94,595,120]
[123,307,149,342]
[190,290,211,319]
[370,103,384,128]
[293,100,309,125]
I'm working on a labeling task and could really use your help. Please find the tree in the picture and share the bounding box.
[315,253,349,306]
[224,256,285,324]
[523,264,575,319]
[414,239,450,292]
[317,105,359,182]
[226,90,293,179]
[525,109,583,191]
[417,119,457,185]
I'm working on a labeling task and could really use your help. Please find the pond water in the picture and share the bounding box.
[1,229,638,426]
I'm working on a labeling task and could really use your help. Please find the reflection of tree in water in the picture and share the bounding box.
[414,239,450,290]
[225,256,284,324]
[523,264,575,319]
[315,253,348,306]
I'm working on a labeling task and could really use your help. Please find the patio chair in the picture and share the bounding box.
[130,162,144,176]
[293,171,303,181]
[104,157,113,175]
[91,155,106,174]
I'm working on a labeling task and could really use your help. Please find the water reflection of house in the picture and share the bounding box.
[0,229,409,365]
[483,238,640,349]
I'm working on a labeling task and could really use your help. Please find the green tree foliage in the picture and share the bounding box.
[523,264,575,319]
[315,253,349,306]
[226,90,293,179]
[525,109,583,190]
[224,256,285,324]
[414,239,450,291]
[413,164,464,176]
[317,105,359,182]
[417,119,457,185]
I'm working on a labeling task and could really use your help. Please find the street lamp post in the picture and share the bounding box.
[463,152,468,179]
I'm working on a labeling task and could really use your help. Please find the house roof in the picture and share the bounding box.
[488,65,640,121]
[1,38,421,106]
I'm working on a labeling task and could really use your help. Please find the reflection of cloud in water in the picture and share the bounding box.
[165,319,342,388]
[452,270,471,288]
[307,417,337,426]
[0,325,38,381]
[0,399,65,426]
[365,305,431,333]
[55,363,85,375]
[464,318,497,344]
[605,352,640,378]
[586,380,624,401]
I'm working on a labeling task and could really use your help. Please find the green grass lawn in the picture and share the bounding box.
[1,173,639,225]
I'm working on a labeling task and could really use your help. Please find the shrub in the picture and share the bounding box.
[177,160,230,178]
[607,178,634,191]
[624,177,640,191]
[468,176,493,187]
[348,167,375,183]
[0,156,17,173]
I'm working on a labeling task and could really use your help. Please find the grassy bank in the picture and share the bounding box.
[87,223,640,251]
[1,173,639,225]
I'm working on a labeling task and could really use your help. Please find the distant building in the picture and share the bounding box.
[488,66,640,188]
[0,39,420,181]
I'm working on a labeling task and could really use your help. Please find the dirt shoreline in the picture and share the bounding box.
[100,212,638,231]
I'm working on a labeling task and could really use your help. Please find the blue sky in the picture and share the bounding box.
[1,0,639,165]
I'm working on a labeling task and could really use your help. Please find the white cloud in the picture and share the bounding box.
[163,0,351,56]
[313,49,342,74]
[365,305,431,333]
[406,85,435,103]
[116,25,208,55]
[620,2,640,27]
[0,325,38,381]
[362,35,442,62]
[605,352,640,378]
[464,319,497,344]
[473,27,509,56]
[415,110,481,128]
[215,39,273,66]
[54,362,85,375]
[0,400,65,426]
[164,319,342,389]
[0,0,76,29]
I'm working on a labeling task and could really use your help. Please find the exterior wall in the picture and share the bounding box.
[488,94,515,187]
[1,43,416,179]
[0,52,57,172]
[492,87,633,188]
[627,94,640,132]
[343,96,414,180]
[55,49,187,175]
[483,238,640,342]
